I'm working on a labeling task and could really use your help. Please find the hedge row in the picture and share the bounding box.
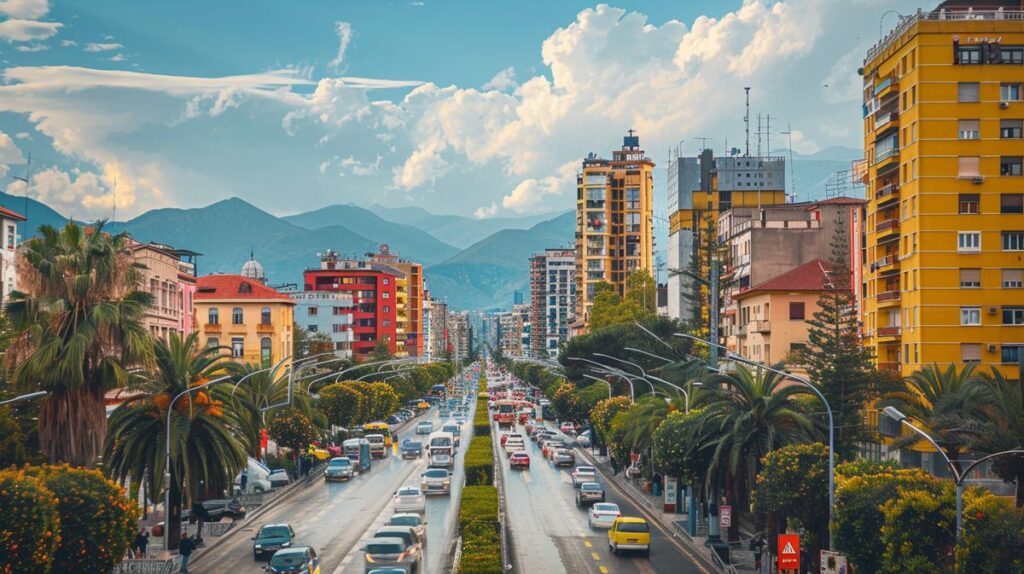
[473,397,491,437]
[464,435,494,487]
[458,486,503,574]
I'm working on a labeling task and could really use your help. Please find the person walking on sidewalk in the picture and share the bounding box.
[133,527,149,558]
[178,533,197,573]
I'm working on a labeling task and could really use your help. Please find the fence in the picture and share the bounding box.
[112,557,180,574]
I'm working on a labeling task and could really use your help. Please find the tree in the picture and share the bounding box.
[958,491,1024,573]
[103,332,245,550]
[0,469,60,574]
[5,222,154,466]
[268,408,320,455]
[367,382,400,420]
[317,383,366,428]
[222,360,319,459]
[623,270,657,316]
[588,274,656,331]
[962,369,1024,507]
[371,337,393,362]
[880,485,955,574]
[612,395,672,475]
[0,406,27,469]
[590,396,632,452]
[798,213,881,460]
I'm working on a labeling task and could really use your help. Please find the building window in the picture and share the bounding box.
[961,343,982,363]
[383,292,390,299]
[1003,83,1022,102]
[5,225,13,249]
[208,307,219,325]
[308,325,318,332]
[232,307,244,324]
[1000,46,1024,64]
[1003,231,1024,251]
[260,307,271,325]
[958,119,980,139]
[959,193,980,214]
[958,82,980,102]
[383,305,390,312]
[958,232,981,252]
[1002,157,1023,176]
[1004,307,1024,325]
[239,282,252,294]
[789,302,805,320]
[383,278,390,285]
[207,337,219,348]
[955,46,981,64]
[1003,345,1023,364]
[1002,120,1023,139]
[1003,269,1024,288]
[960,268,981,288]
[308,307,318,316]
[1002,194,1024,214]
[961,307,981,326]
[383,320,391,327]
[958,157,981,177]
[231,337,244,358]
[626,188,640,210]
[260,337,272,367]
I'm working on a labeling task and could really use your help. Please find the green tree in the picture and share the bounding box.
[612,395,673,475]
[588,273,657,331]
[268,408,320,455]
[880,485,955,574]
[623,270,657,316]
[590,396,632,452]
[367,381,401,420]
[962,369,1024,507]
[316,382,366,428]
[958,491,1024,573]
[5,222,154,466]
[0,406,27,468]
[371,337,393,362]
[798,213,883,460]
[103,332,245,550]
[222,360,319,458]
[0,469,60,574]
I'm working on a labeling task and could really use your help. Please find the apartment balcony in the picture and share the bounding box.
[877,290,901,307]
[877,362,902,373]
[877,326,902,339]
[874,75,898,99]
[872,255,900,274]
[874,110,899,134]
[874,148,899,174]
[751,320,771,334]
[875,219,900,241]
[256,322,275,333]
[874,182,899,205]
[736,324,748,336]
[204,323,222,334]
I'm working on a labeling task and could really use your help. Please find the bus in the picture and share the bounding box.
[342,438,371,472]
[363,422,393,447]
[494,400,517,426]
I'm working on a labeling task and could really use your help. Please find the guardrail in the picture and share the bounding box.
[112,557,180,574]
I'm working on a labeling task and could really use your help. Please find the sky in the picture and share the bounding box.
[0,0,934,221]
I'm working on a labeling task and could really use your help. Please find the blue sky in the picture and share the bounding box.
[0,0,931,221]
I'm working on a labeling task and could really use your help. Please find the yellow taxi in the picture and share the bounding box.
[607,516,651,557]
[416,400,430,410]
[307,445,331,461]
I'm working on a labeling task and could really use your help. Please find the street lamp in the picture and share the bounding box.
[0,390,47,406]
[624,346,674,365]
[568,357,636,402]
[581,374,613,399]
[882,406,1024,545]
[594,352,701,412]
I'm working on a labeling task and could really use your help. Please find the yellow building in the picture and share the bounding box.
[195,274,294,369]
[368,245,424,358]
[862,1,1024,379]
[574,131,655,330]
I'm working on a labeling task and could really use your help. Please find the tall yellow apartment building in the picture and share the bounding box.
[574,132,655,330]
[862,1,1024,379]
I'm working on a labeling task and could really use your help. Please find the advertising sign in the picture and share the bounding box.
[778,534,800,571]
[664,476,678,512]
[720,505,732,528]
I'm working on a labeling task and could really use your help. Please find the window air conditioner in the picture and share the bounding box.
[988,307,999,315]
[972,176,984,184]
[987,344,998,353]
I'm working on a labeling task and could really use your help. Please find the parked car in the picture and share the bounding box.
[393,486,426,514]
[182,498,246,522]
[571,466,597,488]
[401,440,423,459]
[588,502,621,529]
[509,452,531,470]
[416,421,434,435]
[363,536,420,574]
[576,482,606,506]
[252,523,295,561]
[386,415,402,425]
[552,448,576,467]
[608,517,651,556]
[264,545,321,573]
[560,422,577,436]
[386,513,427,545]
[324,457,354,481]
[420,468,452,495]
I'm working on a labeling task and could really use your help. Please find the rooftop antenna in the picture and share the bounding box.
[696,137,711,152]
[757,114,762,158]
[765,114,772,158]
[744,87,751,157]
[781,123,797,201]
[12,152,31,229]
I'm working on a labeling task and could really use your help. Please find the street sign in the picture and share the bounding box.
[664,476,678,512]
[778,534,800,571]
[820,550,848,574]
[720,505,732,528]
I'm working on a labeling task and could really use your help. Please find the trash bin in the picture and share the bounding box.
[652,481,661,497]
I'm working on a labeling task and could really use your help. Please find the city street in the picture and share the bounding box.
[495,419,709,574]
[193,401,474,574]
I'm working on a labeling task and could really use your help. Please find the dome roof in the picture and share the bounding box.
[240,252,265,281]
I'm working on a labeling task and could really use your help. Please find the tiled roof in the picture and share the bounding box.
[0,206,27,221]
[195,274,293,302]
[738,259,833,297]
[813,196,865,206]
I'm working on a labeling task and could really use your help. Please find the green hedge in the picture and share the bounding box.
[458,486,502,574]
[473,397,491,437]
[464,435,494,487]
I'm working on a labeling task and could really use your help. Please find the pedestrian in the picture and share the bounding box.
[134,527,149,558]
[191,501,211,544]
[178,533,196,573]
[750,533,765,571]
[239,469,248,493]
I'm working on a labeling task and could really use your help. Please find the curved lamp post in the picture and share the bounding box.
[0,390,47,406]
[581,374,613,399]
[568,357,635,402]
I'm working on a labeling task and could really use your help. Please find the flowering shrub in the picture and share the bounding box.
[268,408,320,454]
[25,465,139,573]
[753,443,830,556]
[0,469,60,574]
[957,491,1024,573]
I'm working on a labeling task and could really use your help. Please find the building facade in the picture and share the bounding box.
[426,296,450,360]
[530,248,576,358]
[862,1,1024,378]
[574,132,655,330]
[0,206,26,304]
[127,240,199,341]
[368,244,424,357]
[194,274,294,368]
[290,290,354,358]
[667,148,786,322]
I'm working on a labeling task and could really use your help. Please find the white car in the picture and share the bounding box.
[393,486,426,514]
[588,502,621,529]
[571,465,597,488]
[504,437,525,455]
[416,420,434,435]
[420,468,452,495]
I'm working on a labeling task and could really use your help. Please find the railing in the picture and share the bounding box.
[256,323,274,333]
[874,110,899,130]
[877,326,902,337]
[878,290,901,302]
[873,76,894,96]
[112,558,180,574]
[874,148,898,165]
[876,219,900,233]
[875,182,899,200]
[867,9,1024,62]
[751,320,771,334]
[203,323,221,333]
[878,362,901,372]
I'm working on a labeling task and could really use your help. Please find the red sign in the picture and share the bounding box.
[260,428,269,449]
[720,505,732,528]
[778,534,800,571]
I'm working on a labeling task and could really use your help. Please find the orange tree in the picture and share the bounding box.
[590,396,632,453]
[268,408,320,455]
[0,469,60,574]
[317,383,366,428]
[752,443,830,566]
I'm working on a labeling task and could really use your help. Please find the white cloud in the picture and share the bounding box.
[14,132,30,139]
[501,160,577,213]
[15,42,47,51]
[0,130,26,177]
[6,166,112,211]
[328,21,352,72]
[392,139,448,189]
[0,0,49,19]
[482,66,516,92]
[59,39,75,47]
[84,42,122,52]
[473,202,498,219]
[0,18,61,42]
[109,53,126,62]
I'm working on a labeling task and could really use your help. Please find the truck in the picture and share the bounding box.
[366,433,387,459]
[342,438,371,472]
[427,431,454,469]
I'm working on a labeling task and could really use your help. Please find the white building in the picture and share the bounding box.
[0,206,26,304]
[289,290,355,358]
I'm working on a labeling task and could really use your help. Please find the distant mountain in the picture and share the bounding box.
[0,190,73,237]
[369,203,568,249]
[282,204,458,266]
[426,211,575,310]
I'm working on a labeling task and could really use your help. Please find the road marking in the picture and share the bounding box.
[591,551,601,561]
[583,540,592,548]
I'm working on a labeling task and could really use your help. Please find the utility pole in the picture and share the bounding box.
[744,87,751,157]
[13,152,31,233]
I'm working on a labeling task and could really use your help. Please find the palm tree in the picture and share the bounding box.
[5,222,153,466]
[103,332,245,549]
[960,369,1024,507]
[613,395,672,473]
[882,363,985,474]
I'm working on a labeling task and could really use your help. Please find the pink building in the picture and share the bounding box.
[127,240,200,340]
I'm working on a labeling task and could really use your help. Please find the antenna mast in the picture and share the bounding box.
[744,87,751,157]
[13,152,32,228]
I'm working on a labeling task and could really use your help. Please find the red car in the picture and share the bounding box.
[500,433,510,447]
[510,452,530,470]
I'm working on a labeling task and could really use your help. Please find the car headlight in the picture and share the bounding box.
[443,480,450,485]
[282,542,291,547]
[255,544,263,549]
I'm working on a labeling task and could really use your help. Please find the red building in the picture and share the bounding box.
[303,249,401,358]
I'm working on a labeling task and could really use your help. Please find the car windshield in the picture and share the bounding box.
[375,530,413,545]
[259,526,291,538]
[398,488,420,497]
[366,542,405,555]
[594,503,619,513]
[581,483,602,491]
[328,459,350,467]
[575,467,595,474]
[424,469,448,478]
[269,550,307,566]
[618,522,649,533]
[389,515,421,527]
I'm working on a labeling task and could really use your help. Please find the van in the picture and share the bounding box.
[366,434,387,459]
[233,457,273,494]
[441,422,461,447]
[427,431,454,469]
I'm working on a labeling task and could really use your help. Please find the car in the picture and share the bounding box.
[576,482,606,506]
[308,445,331,461]
[499,433,510,447]
[576,431,592,448]
[416,421,434,435]
[252,523,295,560]
[571,466,597,488]
[267,468,291,488]
[438,408,450,418]
[363,537,420,574]
[371,526,423,572]
[552,448,576,467]
[182,498,246,522]
[420,468,452,495]
[608,517,651,556]
[504,437,525,455]
[588,502,621,529]
[324,457,354,481]
[544,440,570,460]
[264,546,321,573]
[386,415,402,425]
[509,452,530,470]
[401,440,423,459]
[528,428,543,442]
[560,422,577,435]
[386,513,427,545]
[367,570,408,574]
[393,486,426,514]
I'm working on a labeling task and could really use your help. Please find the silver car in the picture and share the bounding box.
[364,535,420,574]
[420,468,451,495]
[386,513,427,545]
[324,457,354,481]
[393,486,426,514]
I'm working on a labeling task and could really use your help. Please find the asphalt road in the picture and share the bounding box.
[496,418,710,574]
[195,391,476,574]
